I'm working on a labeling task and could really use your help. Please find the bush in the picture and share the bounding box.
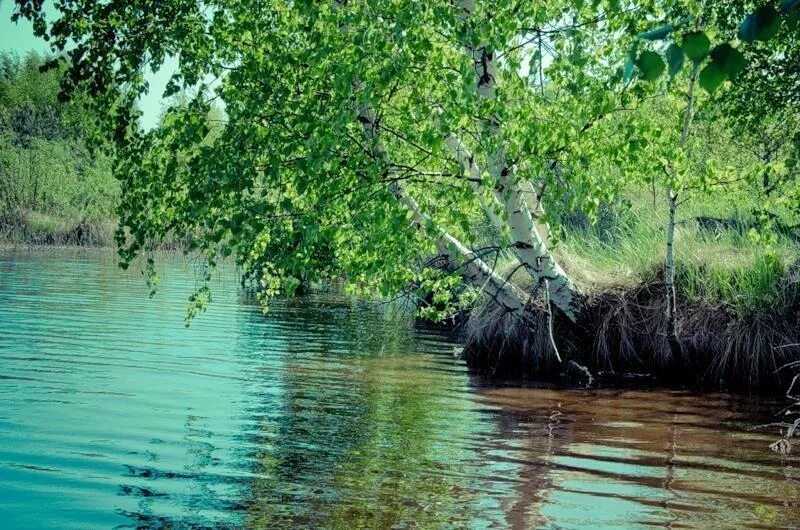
[0,51,117,243]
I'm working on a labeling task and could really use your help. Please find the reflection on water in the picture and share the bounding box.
[0,250,797,529]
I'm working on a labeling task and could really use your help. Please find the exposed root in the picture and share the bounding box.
[769,438,795,454]
[544,278,562,363]
[463,268,800,392]
[566,360,594,388]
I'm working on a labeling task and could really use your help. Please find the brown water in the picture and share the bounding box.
[0,250,798,528]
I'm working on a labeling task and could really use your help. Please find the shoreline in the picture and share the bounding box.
[0,213,116,248]
[462,273,800,396]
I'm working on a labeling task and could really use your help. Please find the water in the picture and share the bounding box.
[0,250,798,529]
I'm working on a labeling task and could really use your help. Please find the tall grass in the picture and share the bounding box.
[553,193,798,317]
[0,136,117,212]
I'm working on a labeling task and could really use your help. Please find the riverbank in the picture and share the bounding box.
[460,186,800,392]
[0,211,188,251]
[464,267,800,391]
[1,52,119,248]
[0,209,115,246]
[5,203,799,397]
[7,212,799,394]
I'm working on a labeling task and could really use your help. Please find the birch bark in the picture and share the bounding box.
[356,95,530,314]
[444,0,581,320]
[334,0,537,316]
[665,65,698,344]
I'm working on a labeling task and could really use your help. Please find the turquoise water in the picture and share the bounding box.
[0,250,798,528]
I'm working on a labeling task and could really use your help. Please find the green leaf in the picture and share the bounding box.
[635,51,665,82]
[739,6,780,43]
[163,79,181,98]
[638,24,674,41]
[710,43,746,79]
[788,9,800,30]
[782,0,800,12]
[699,61,726,93]
[681,32,710,64]
[666,44,685,77]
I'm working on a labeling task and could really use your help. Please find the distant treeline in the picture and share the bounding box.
[0,51,117,245]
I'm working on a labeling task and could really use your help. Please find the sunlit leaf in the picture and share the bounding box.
[681,31,710,64]
[636,51,665,81]
[739,5,780,43]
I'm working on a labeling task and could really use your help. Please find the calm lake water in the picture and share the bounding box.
[0,250,798,529]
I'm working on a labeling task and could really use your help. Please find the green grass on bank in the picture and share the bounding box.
[0,208,116,246]
[0,135,118,245]
[497,189,799,318]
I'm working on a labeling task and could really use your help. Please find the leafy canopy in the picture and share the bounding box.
[9,0,797,318]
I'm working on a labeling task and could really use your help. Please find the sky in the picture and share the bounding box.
[0,0,170,130]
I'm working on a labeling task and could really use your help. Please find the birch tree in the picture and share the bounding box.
[628,0,800,342]
[5,0,679,320]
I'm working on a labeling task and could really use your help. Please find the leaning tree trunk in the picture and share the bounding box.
[333,0,531,315]
[444,134,579,319]
[355,94,531,315]
[444,0,582,321]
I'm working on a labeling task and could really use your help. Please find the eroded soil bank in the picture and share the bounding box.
[463,276,800,394]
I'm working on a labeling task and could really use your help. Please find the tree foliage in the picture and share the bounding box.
[9,0,799,320]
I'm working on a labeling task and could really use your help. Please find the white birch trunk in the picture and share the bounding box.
[518,179,549,241]
[446,0,581,321]
[665,189,678,339]
[333,0,529,314]
[356,100,530,314]
[446,133,577,317]
[665,66,698,342]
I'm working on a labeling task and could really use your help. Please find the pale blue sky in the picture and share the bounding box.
[0,0,170,129]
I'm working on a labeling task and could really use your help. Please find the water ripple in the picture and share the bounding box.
[0,249,798,529]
